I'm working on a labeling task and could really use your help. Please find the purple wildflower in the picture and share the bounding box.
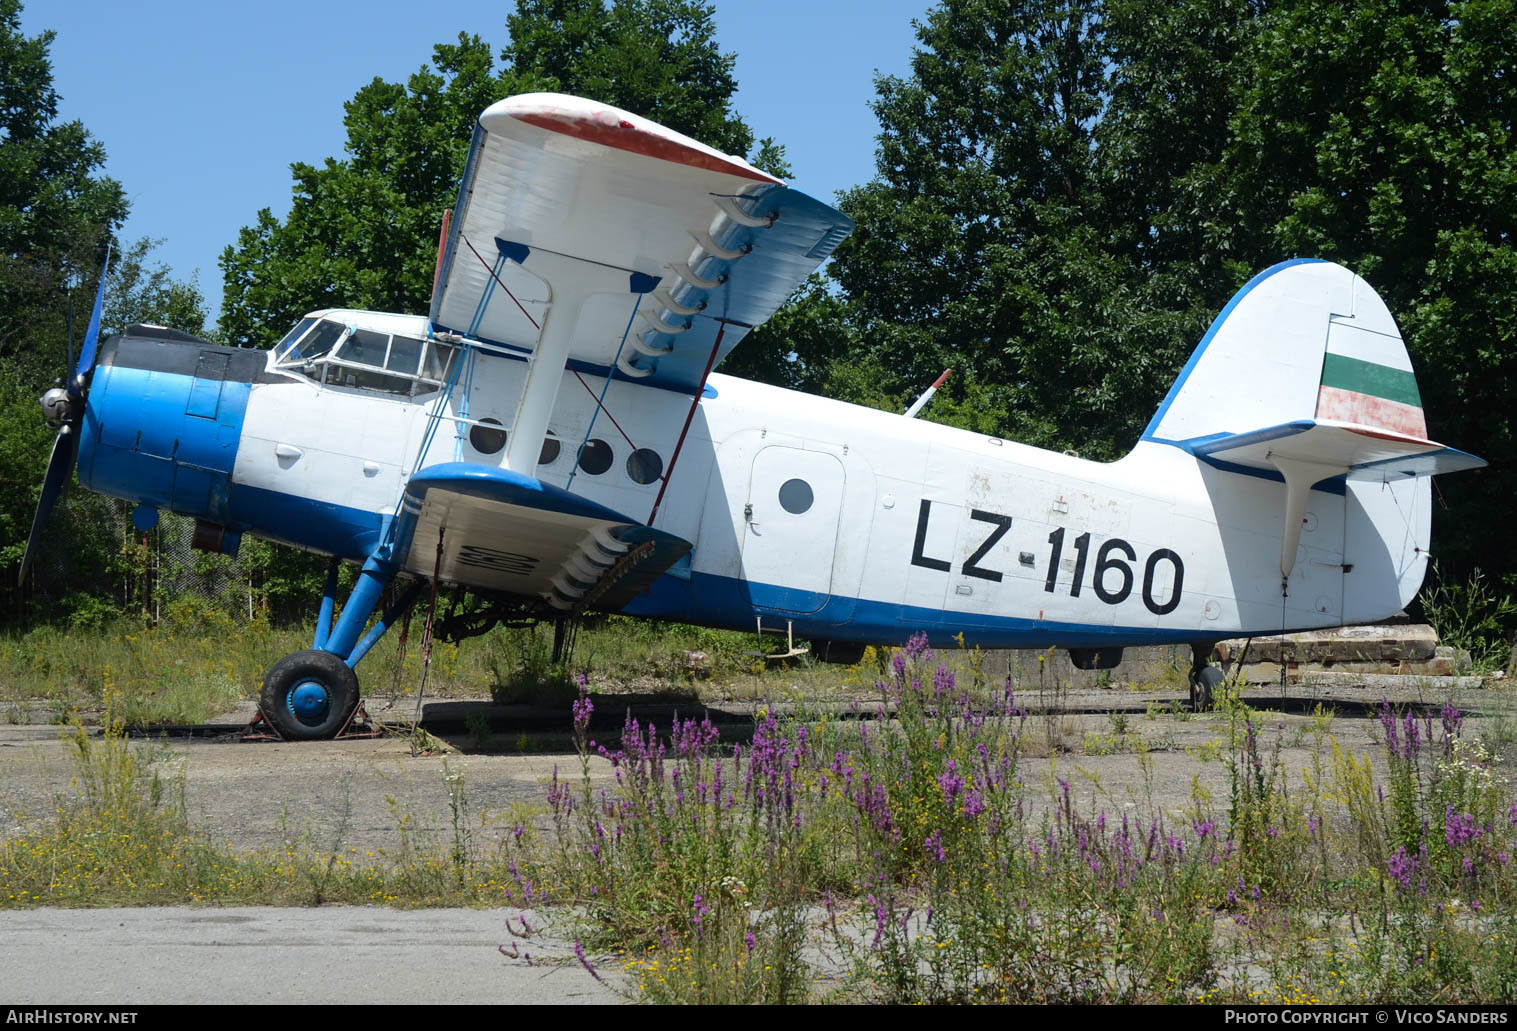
[905,632,930,659]
[1442,701,1464,740]
[932,664,954,701]
[1446,808,1480,848]
[937,760,964,803]
[573,941,604,983]
[1387,846,1418,892]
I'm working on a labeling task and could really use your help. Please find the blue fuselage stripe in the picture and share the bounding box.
[621,569,1214,649]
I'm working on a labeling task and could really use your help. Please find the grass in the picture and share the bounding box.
[6,630,1517,1003]
[0,611,834,726]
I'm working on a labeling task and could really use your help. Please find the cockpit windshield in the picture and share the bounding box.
[283,319,345,363]
[273,317,456,398]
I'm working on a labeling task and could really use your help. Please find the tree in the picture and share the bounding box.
[1219,0,1517,576]
[830,0,1515,579]
[219,1,788,347]
[0,0,127,383]
[103,237,207,339]
[829,0,1164,456]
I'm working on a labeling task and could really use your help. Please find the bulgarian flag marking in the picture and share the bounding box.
[1315,350,1427,439]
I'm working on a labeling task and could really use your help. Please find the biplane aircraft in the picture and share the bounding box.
[21,94,1485,738]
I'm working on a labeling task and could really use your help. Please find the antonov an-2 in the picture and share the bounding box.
[21,94,1485,738]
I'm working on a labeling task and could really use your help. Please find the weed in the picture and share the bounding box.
[1420,564,1517,673]
[465,710,492,750]
[13,636,1517,1003]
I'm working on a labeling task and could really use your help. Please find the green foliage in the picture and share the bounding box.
[825,0,1215,458]
[100,237,207,339]
[1218,0,1517,577]
[787,0,1516,590]
[1419,564,1517,672]
[0,0,128,384]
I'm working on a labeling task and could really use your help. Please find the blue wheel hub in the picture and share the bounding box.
[288,679,331,725]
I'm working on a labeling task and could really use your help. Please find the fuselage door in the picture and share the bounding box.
[741,446,845,614]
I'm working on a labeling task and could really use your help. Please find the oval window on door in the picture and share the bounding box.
[778,478,813,514]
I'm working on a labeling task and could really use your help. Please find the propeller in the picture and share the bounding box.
[18,248,110,588]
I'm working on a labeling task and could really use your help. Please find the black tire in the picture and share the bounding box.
[260,649,360,741]
[1190,665,1224,713]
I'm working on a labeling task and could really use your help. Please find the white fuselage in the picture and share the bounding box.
[231,322,1429,648]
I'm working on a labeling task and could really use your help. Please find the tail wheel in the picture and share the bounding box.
[260,649,360,741]
[1189,665,1224,713]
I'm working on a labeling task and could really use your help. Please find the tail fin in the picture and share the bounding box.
[1143,259,1483,607]
[1147,259,1435,445]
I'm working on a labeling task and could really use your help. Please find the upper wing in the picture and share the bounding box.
[429,93,853,394]
[392,463,691,612]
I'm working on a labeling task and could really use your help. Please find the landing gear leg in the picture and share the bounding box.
[551,618,567,665]
[260,551,419,741]
[1188,643,1223,713]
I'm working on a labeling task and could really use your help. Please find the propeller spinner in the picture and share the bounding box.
[18,249,110,587]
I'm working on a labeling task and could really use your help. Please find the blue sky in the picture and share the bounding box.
[23,0,930,317]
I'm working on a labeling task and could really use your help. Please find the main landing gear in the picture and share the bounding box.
[1188,642,1224,713]
[258,554,421,741]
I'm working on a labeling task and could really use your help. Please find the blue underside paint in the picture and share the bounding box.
[1178,419,1348,495]
[621,569,1223,649]
[1196,455,1347,496]
[1179,420,1486,489]
[228,483,387,560]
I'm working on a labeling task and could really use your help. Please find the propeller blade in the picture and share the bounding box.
[68,245,111,400]
[17,431,78,588]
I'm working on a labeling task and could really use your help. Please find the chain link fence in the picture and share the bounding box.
[21,498,279,627]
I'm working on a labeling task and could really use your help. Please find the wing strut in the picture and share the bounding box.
[495,242,659,474]
[647,321,728,526]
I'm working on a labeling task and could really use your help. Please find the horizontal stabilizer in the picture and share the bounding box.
[1180,419,1484,578]
[1181,419,1486,483]
[392,463,691,611]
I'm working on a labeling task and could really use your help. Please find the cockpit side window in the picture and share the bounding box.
[274,319,459,398]
[421,341,456,382]
[387,335,423,376]
[339,328,390,369]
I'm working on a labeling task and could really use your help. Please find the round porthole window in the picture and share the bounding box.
[778,478,813,514]
[469,417,507,455]
[626,448,663,485]
[578,438,613,475]
[538,433,561,466]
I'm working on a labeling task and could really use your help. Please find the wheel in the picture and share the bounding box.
[260,649,360,741]
[1189,665,1224,713]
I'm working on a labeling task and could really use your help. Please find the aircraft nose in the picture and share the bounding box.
[77,326,259,534]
